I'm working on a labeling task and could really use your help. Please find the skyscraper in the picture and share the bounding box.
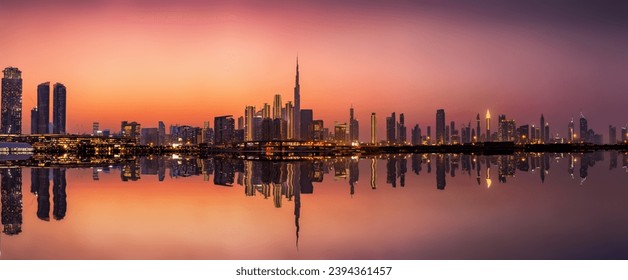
[475,113,481,143]
[293,57,301,140]
[609,125,617,144]
[121,121,141,142]
[272,94,282,120]
[36,82,50,134]
[158,121,166,145]
[262,103,271,119]
[214,115,235,145]
[540,114,545,144]
[300,109,313,141]
[93,122,99,136]
[53,82,66,134]
[349,106,359,143]
[568,118,575,143]
[285,102,294,140]
[30,108,38,134]
[411,124,422,145]
[386,112,396,144]
[579,113,588,143]
[436,109,445,145]
[245,106,255,141]
[1,67,22,134]
[485,110,491,142]
[398,113,406,144]
[371,112,376,144]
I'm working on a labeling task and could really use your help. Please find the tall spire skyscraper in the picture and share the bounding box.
[294,56,301,140]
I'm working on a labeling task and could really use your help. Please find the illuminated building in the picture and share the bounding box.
[2,67,23,134]
[158,121,166,145]
[140,128,159,146]
[36,82,50,134]
[370,112,376,144]
[92,122,99,136]
[426,126,431,145]
[334,123,348,144]
[622,126,627,143]
[312,120,324,141]
[121,121,141,143]
[568,118,574,143]
[498,115,516,142]
[436,109,445,145]
[52,82,66,134]
[518,125,530,144]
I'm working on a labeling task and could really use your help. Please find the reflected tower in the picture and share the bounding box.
[370,158,377,189]
[52,169,67,220]
[1,168,22,235]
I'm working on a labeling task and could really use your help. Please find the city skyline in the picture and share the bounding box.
[1,1,627,141]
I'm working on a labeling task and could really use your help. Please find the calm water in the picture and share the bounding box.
[1,152,627,260]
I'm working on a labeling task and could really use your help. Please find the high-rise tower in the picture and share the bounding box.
[568,118,574,143]
[476,113,481,142]
[436,109,445,145]
[579,113,588,143]
[272,94,282,120]
[36,82,50,134]
[371,113,376,144]
[53,83,66,134]
[485,110,491,142]
[2,67,23,134]
[540,114,545,144]
[293,57,301,140]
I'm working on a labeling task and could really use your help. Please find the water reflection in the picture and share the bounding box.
[0,152,627,259]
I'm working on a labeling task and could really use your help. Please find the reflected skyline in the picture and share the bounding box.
[1,152,627,259]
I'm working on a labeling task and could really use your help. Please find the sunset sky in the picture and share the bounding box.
[1,0,627,140]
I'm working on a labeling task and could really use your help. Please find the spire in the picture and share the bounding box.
[295,55,300,85]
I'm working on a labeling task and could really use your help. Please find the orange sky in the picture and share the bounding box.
[1,1,627,140]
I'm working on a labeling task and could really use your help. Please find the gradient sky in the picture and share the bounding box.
[1,0,627,140]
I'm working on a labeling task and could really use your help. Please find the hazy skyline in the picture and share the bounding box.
[1,1,627,139]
